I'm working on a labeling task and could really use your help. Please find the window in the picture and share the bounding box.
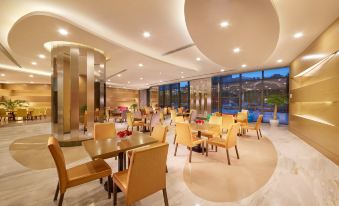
[159,86,164,107]
[211,77,220,113]
[180,81,189,109]
[164,85,170,107]
[221,74,241,114]
[171,83,179,108]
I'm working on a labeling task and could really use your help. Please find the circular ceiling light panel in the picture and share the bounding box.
[184,0,280,68]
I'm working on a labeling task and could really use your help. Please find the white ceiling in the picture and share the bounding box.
[0,0,338,89]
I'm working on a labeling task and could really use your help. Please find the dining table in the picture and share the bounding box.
[189,123,219,153]
[82,132,158,192]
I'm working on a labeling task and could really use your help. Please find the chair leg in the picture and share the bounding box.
[259,129,262,137]
[58,193,64,206]
[173,134,176,144]
[100,178,103,184]
[235,145,240,159]
[206,142,208,156]
[113,182,117,206]
[189,147,192,163]
[107,175,112,199]
[170,120,172,125]
[162,188,169,206]
[53,182,59,201]
[215,146,218,152]
[256,130,260,140]
[201,143,204,155]
[166,165,168,173]
[226,149,231,165]
[174,143,178,156]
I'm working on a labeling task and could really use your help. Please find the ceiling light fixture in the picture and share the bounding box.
[196,57,201,61]
[38,54,46,59]
[220,69,225,72]
[127,81,130,84]
[29,74,34,78]
[293,32,304,39]
[31,61,37,65]
[117,74,121,77]
[143,31,151,38]
[277,59,283,63]
[108,79,111,82]
[241,64,247,68]
[181,76,184,79]
[140,77,143,80]
[138,63,144,67]
[99,64,104,68]
[159,80,163,83]
[0,73,5,77]
[30,81,34,84]
[58,28,69,36]
[233,48,240,53]
[220,21,229,28]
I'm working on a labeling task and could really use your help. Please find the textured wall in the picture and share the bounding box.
[289,19,339,165]
[106,87,139,108]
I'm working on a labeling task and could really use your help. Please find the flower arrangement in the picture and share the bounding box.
[195,119,204,125]
[117,130,132,138]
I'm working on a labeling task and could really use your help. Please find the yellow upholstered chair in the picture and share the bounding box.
[174,123,206,163]
[126,112,144,131]
[170,110,176,125]
[163,107,168,117]
[0,108,8,122]
[159,111,165,124]
[172,116,185,144]
[48,137,112,206]
[15,108,28,121]
[93,122,117,140]
[243,114,263,140]
[222,114,235,132]
[201,116,222,139]
[113,144,169,206]
[207,123,240,165]
[31,108,42,120]
[178,107,183,114]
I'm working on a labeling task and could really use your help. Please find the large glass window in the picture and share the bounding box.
[211,77,220,113]
[164,85,171,107]
[170,83,179,108]
[221,74,241,114]
[180,81,189,109]
[159,86,164,107]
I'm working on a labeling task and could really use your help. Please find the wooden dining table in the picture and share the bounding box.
[190,123,220,153]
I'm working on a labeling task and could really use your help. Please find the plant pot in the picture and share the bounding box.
[269,119,279,127]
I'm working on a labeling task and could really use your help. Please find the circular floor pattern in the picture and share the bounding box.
[183,135,277,202]
[9,134,88,170]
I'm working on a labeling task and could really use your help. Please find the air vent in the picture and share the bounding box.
[162,44,195,56]
[106,69,127,79]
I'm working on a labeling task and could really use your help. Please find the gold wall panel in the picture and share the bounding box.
[289,18,339,165]
[106,88,138,108]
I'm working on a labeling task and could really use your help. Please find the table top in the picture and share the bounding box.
[82,132,158,159]
[190,123,219,132]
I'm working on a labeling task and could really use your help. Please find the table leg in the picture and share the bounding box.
[105,153,124,193]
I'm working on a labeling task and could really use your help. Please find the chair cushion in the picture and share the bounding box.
[112,170,128,193]
[67,159,112,188]
[208,137,227,148]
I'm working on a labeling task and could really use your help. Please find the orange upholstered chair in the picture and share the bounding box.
[243,114,263,139]
[93,122,117,140]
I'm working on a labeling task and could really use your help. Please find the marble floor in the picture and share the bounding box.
[0,120,338,206]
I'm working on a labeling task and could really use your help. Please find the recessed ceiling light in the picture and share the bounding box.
[159,72,162,75]
[140,77,143,80]
[196,57,201,61]
[138,63,144,67]
[127,81,130,84]
[293,32,303,39]
[277,59,283,63]
[146,83,149,85]
[0,73,5,77]
[143,31,151,38]
[38,54,46,59]
[220,21,229,28]
[99,64,104,68]
[117,74,121,77]
[159,80,163,83]
[31,61,37,65]
[233,48,240,53]
[241,64,247,68]
[181,71,184,74]
[30,81,34,84]
[58,28,68,36]
[29,74,34,78]
[220,69,225,72]
[181,76,184,79]
[108,79,111,82]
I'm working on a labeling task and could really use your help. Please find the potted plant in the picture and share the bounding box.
[129,103,137,112]
[266,94,287,126]
[0,99,28,110]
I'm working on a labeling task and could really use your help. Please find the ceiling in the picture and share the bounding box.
[0,0,338,89]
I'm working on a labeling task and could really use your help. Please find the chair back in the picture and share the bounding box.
[126,143,169,204]
[150,113,161,128]
[170,110,176,120]
[178,107,183,114]
[134,111,142,119]
[175,123,194,147]
[225,123,240,148]
[189,109,197,123]
[16,108,27,117]
[255,115,263,130]
[31,108,40,117]
[163,108,168,115]
[127,112,134,126]
[159,111,164,123]
[121,110,127,120]
[48,137,68,193]
[0,108,6,116]
[222,114,234,130]
[93,122,116,140]
[175,116,184,123]
[151,125,168,143]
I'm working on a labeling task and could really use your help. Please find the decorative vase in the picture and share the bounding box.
[269,119,279,127]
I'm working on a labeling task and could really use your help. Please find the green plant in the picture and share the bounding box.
[0,99,28,110]
[80,104,87,115]
[266,94,287,120]
[130,103,138,112]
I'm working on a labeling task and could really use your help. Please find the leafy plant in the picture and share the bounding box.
[0,99,28,110]
[266,94,287,120]
[129,103,138,112]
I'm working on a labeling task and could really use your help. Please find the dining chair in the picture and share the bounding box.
[126,112,144,131]
[201,116,222,139]
[169,110,176,125]
[178,107,183,114]
[188,109,197,123]
[48,137,112,206]
[173,116,185,144]
[222,114,235,132]
[147,113,161,135]
[159,110,165,124]
[15,108,28,121]
[31,108,42,120]
[0,108,8,122]
[242,114,263,139]
[94,122,117,140]
[207,123,241,165]
[95,108,100,122]
[113,143,169,206]
[174,123,206,163]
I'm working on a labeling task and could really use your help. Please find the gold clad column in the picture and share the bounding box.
[70,48,80,138]
[86,50,95,135]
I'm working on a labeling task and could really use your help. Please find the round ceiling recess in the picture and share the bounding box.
[184,0,280,68]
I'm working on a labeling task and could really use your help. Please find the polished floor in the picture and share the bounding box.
[0,120,338,206]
